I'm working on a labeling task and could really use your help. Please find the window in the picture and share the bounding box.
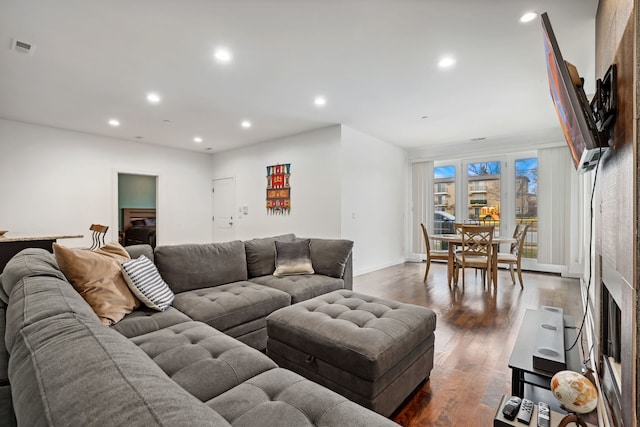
[515,158,538,259]
[433,166,456,248]
[417,152,557,272]
[435,183,447,193]
[467,161,501,232]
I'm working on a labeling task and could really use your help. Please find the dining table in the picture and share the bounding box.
[430,233,516,288]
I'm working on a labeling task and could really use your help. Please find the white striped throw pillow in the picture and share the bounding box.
[121,255,174,311]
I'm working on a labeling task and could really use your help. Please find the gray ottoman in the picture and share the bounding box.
[266,290,436,416]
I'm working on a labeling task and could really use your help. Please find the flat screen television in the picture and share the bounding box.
[541,12,606,172]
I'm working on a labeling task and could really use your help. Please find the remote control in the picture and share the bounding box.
[537,402,550,427]
[516,398,534,424]
[502,396,522,421]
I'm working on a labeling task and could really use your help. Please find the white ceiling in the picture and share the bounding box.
[0,0,598,155]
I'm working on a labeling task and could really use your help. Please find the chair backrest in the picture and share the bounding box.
[89,224,109,250]
[511,223,530,256]
[460,225,493,259]
[420,223,431,253]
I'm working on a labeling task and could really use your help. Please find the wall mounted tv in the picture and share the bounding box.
[541,12,616,173]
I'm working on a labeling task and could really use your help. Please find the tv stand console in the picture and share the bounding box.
[494,395,596,427]
[508,309,581,399]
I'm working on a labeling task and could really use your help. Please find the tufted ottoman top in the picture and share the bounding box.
[266,290,436,380]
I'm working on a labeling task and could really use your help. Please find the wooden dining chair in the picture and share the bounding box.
[420,223,449,281]
[497,223,529,288]
[454,225,494,289]
[89,224,109,250]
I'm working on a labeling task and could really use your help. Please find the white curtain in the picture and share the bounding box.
[537,146,572,265]
[411,161,432,254]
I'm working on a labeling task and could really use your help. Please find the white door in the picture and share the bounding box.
[212,177,235,242]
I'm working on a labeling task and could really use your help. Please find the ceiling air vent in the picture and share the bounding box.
[10,38,35,55]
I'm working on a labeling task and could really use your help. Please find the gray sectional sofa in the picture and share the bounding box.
[0,235,401,426]
[121,234,353,350]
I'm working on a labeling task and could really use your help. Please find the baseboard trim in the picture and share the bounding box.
[354,258,406,277]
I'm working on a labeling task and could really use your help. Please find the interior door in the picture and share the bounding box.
[212,177,235,242]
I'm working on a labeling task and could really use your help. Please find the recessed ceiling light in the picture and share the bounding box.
[194,136,203,143]
[520,12,538,23]
[314,96,327,106]
[214,47,232,63]
[438,56,456,69]
[147,93,161,104]
[108,119,120,127]
[240,120,252,129]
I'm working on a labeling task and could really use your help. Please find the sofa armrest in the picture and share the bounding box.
[343,252,353,290]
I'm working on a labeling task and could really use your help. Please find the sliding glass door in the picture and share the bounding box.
[427,151,549,271]
[514,158,538,263]
[466,160,502,234]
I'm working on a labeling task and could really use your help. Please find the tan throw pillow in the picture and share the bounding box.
[273,239,315,277]
[54,242,141,326]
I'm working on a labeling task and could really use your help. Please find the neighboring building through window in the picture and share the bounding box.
[515,158,538,258]
[467,161,501,231]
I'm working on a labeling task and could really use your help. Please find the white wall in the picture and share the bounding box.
[341,126,407,275]
[210,126,343,240]
[1,120,408,276]
[210,125,408,276]
[0,119,214,247]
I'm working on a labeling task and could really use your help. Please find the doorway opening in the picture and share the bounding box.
[117,173,158,248]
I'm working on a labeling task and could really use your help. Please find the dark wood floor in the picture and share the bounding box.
[352,261,585,427]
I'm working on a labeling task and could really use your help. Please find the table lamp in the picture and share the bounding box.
[550,370,598,427]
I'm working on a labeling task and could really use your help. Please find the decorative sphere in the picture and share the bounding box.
[550,370,598,413]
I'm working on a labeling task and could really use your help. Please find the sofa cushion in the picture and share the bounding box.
[124,244,154,263]
[131,321,277,402]
[53,242,141,325]
[172,282,290,332]
[154,241,248,293]
[274,239,314,276]
[121,255,174,311]
[250,274,344,304]
[309,238,354,278]
[206,368,398,427]
[111,307,191,338]
[244,234,296,278]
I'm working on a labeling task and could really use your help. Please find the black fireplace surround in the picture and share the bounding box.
[600,266,625,426]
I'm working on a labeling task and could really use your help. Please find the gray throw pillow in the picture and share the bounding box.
[309,239,354,278]
[274,239,314,277]
[121,255,174,311]
[244,234,296,277]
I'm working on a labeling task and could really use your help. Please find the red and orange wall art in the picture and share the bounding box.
[266,163,291,215]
